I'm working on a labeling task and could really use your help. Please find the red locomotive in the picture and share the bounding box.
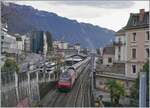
[57,67,76,91]
[57,57,90,91]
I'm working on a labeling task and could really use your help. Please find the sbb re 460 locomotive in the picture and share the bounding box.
[57,57,90,91]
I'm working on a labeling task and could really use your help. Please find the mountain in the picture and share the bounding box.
[2,2,115,48]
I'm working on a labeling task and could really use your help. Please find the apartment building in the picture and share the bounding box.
[124,9,149,78]
[30,31,44,54]
[1,25,17,54]
[114,28,126,63]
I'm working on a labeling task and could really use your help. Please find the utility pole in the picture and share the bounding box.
[91,51,95,91]
[139,72,147,107]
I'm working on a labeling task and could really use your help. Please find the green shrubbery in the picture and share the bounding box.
[1,58,19,73]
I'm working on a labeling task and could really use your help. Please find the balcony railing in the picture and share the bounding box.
[113,41,125,46]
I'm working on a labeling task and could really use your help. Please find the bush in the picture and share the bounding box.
[1,58,19,73]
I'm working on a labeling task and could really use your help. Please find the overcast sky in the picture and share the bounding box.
[9,0,149,31]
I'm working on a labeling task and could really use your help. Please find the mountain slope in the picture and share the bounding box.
[2,2,115,48]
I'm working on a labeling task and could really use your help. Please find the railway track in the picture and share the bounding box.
[73,62,91,107]
[40,59,92,107]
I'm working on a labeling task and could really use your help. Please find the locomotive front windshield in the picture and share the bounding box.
[60,72,70,81]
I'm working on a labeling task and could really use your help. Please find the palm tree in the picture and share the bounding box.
[106,79,125,106]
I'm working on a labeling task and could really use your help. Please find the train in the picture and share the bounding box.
[57,57,90,91]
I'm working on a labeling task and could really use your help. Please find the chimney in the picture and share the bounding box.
[139,9,145,21]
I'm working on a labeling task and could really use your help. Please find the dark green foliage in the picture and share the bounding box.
[1,58,19,73]
[106,79,125,106]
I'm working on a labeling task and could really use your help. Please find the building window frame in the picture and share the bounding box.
[132,33,136,42]
[1,35,4,39]
[145,48,149,59]
[146,31,149,41]
[131,48,136,59]
[118,55,121,61]
[118,46,121,53]
[108,57,112,63]
[131,64,136,74]
[118,37,121,42]
[133,18,136,26]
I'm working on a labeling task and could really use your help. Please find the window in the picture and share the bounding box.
[132,33,136,41]
[132,65,136,73]
[146,31,149,40]
[118,55,121,61]
[1,36,4,39]
[118,46,121,52]
[133,19,136,25]
[146,48,149,58]
[118,38,121,42]
[108,57,112,63]
[132,48,136,59]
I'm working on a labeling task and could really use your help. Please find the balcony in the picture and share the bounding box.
[113,41,125,46]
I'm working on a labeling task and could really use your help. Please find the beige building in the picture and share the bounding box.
[102,46,115,66]
[124,9,149,78]
[74,43,81,54]
[53,41,68,49]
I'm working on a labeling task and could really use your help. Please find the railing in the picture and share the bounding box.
[113,41,125,46]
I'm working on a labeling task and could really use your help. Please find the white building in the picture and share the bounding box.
[1,24,26,55]
[114,28,126,63]
[53,41,68,49]
[43,32,48,57]
[23,35,31,53]
[1,27,17,54]
[74,43,80,53]
[14,34,25,54]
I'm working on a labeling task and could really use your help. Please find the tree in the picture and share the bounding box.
[106,79,125,106]
[1,58,19,73]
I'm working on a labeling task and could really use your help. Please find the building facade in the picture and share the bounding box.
[1,25,18,54]
[115,9,149,78]
[53,41,68,49]
[30,31,44,54]
[114,29,126,63]
[24,36,31,53]
[102,46,115,66]
[74,43,81,54]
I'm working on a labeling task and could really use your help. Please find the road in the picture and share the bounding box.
[40,61,91,107]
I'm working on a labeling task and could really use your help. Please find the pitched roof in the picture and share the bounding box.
[124,10,149,30]
[103,46,115,55]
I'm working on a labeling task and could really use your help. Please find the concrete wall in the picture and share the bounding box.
[95,75,135,96]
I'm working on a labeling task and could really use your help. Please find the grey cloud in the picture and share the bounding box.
[49,0,135,9]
